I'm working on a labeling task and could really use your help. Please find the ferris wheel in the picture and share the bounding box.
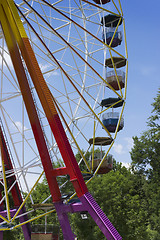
[0,0,128,239]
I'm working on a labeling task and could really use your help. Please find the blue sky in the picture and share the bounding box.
[110,0,160,166]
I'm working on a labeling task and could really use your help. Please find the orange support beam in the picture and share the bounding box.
[6,0,88,197]
[0,3,61,202]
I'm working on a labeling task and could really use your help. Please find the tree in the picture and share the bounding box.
[130,89,160,238]
[71,163,148,240]
[131,89,160,181]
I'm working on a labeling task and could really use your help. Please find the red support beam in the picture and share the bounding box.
[0,124,31,239]
[0,126,23,206]
[52,167,68,177]
[0,5,61,202]
[18,28,88,198]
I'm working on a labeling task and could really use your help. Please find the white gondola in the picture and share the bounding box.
[106,70,125,90]
[89,137,113,174]
[31,224,59,240]
[90,153,113,174]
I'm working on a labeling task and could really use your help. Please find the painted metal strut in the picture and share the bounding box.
[0,119,31,239]
[0,0,122,239]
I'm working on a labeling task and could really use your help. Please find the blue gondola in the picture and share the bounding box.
[102,30,122,47]
[101,14,123,47]
[102,112,124,133]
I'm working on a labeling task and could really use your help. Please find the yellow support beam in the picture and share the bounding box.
[11,171,44,222]
[124,61,128,100]
[92,120,96,171]
[109,17,122,48]
[1,158,11,221]
[0,214,10,224]
[12,209,56,230]
[114,102,125,140]
[109,49,123,97]
[112,0,121,15]
[123,19,128,59]
[118,0,123,16]
[6,0,28,38]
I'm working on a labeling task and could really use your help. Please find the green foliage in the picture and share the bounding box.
[131,90,160,181]
[130,89,160,238]
[24,178,58,225]
[3,228,24,240]
[146,225,160,240]
[71,163,148,240]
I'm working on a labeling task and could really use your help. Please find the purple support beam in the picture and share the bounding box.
[0,209,16,217]
[0,231,3,239]
[54,202,76,240]
[0,208,3,240]
[19,207,31,240]
[80,192,122,240]
[0,209,17,240]
[54,192,122,240]
[0,209,31,240]
[0,194,122,240]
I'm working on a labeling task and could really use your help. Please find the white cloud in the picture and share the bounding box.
[14,121,27,133]
[39,63,59,77]
[140,65,156,77]
[0,48,13,69]
[113,137,134,156]
[124,137,134,151]
[121,162,131,169]
[52,71,59,76]
[113,143,125,155]
[39,63,50,72]
[45,70,60,79]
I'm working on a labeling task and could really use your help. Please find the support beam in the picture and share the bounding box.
[0,122,31,240]
[0,2,61,203]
